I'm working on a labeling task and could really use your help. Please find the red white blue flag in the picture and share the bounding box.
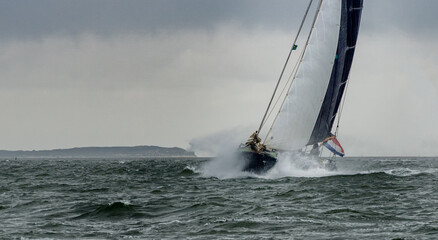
[322,136,345,157]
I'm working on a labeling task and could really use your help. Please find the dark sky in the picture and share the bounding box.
[2,0,438,40]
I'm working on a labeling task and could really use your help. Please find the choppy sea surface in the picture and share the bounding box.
[1,156,437,239]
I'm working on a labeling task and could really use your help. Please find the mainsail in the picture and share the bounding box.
[264,0,363,151]
[308,0,363,144]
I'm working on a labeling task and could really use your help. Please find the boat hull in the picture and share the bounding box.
[238,146,277,174]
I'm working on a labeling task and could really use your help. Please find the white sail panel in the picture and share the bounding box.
[265,0,342,151]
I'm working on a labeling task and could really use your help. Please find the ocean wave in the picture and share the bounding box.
[343,168,437,178]
[1,157,437,239]
[323,208,364,215]
[180,166,200,176]
[384,168,437,177]
[73,201,142,220]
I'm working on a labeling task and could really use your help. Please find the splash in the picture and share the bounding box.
[191,127,259,179]
[188,126,252,157]
[200,149,347,179]
[263,152,342,178]
[201,151,255,179]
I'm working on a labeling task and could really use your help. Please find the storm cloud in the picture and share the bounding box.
[1,0,437,156]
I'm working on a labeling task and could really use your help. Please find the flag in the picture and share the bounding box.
[322,136,345,157]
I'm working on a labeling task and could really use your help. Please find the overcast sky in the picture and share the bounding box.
[1,0,437,156]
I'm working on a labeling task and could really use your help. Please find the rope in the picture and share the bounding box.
[331,77,351,160]
[334,78,351,136]
[257,0,314,134]
[261,48,304,131]
[263,0,324,143]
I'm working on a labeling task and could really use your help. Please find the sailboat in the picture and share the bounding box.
[238,0,363,173]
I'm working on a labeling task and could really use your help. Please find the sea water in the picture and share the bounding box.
[0,157,437,239]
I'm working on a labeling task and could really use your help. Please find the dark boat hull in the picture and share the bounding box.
[238,146,277,174]
[238,146,338,173]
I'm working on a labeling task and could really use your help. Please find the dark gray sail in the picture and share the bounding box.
[308,0,363,145]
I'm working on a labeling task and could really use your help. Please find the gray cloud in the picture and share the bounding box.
[0,0,307,40]
[362,0,438,34]
[0,28,292,150]
[3,0,437,41]
[1,1,437,156]
[339,33,438,156]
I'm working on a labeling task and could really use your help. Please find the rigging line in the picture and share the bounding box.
[260,47,304,131]
[263,0,324,144]
[263,44,306,144]
[334,77,351,136]
[256,0,314,134]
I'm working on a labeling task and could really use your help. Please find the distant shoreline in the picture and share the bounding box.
[0,145,196,158]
